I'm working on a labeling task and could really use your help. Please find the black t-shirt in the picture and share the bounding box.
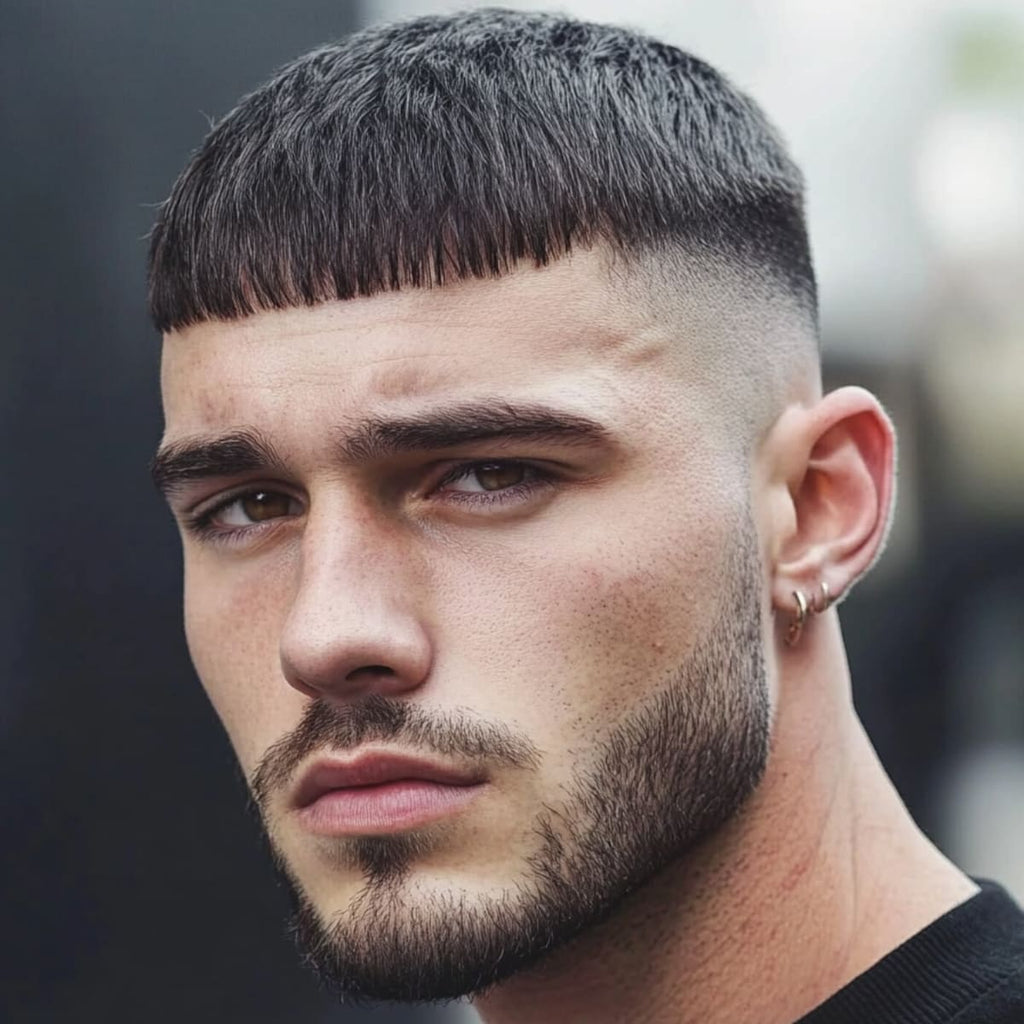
[798,881,1024,1023]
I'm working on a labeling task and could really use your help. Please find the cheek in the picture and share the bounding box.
[183,555,303,775]
[430,501,732,765]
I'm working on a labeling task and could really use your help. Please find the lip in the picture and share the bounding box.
[291,753,486,836]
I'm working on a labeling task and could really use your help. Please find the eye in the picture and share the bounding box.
[445,462,530,493]
[431,460,554,509]
[208,490,302,527]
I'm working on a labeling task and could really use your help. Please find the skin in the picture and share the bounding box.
[159,249,975,1024]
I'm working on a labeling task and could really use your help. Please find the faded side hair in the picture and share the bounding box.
[147,7,817,333]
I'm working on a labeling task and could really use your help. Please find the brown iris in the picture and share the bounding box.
[240,491,294,521]
[473,462,526,491]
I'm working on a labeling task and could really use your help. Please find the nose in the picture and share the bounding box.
[278,509,432,703]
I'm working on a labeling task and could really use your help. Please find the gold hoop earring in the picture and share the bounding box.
[812,581,832,615]
[785,589,809,647]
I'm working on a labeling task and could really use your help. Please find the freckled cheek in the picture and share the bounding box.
[182,557,301,774]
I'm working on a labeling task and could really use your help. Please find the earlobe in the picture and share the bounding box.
[766,386,896,620]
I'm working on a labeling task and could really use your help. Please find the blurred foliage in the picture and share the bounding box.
[950,13,1024,97]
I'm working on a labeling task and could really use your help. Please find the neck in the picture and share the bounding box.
[474,622,976,1024]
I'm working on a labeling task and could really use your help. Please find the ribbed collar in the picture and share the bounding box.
[797,881,1024,1024]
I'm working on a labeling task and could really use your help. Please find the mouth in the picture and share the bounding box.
[291,752,487,836]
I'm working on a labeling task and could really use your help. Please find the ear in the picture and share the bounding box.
[763,386,896,623]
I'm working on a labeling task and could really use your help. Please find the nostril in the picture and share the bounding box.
[345,664,397,682]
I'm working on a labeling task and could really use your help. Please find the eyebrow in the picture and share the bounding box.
[150,429,283,499]
[336,401,611,463]
[152,402,611,499]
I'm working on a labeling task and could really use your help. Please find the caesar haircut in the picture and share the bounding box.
[147,7,817,334]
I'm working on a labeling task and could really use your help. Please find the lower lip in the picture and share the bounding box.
[297,780,485,836]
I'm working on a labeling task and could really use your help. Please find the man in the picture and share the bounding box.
[148,9,1024,1023]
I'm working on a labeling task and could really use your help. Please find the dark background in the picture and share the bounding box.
[2,2,1021,1022]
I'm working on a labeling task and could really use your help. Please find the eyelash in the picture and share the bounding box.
[182,459,554,545]
[183,495,275,545]
[432,460,553,506]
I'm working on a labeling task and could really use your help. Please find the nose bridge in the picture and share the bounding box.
[279,497,432,701]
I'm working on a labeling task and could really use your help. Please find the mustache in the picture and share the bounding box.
[250,695,540,810]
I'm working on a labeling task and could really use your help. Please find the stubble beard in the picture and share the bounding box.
[253,529,771,1003]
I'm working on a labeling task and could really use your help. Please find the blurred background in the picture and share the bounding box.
[1,0,1021,1021]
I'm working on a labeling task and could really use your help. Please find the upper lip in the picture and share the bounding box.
[291,753,485,809]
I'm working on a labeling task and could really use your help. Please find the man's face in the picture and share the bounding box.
[159,253,772,999]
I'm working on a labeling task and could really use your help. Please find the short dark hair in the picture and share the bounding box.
[147,8,816,334]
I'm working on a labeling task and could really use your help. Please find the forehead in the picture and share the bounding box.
[160,252,685,439]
